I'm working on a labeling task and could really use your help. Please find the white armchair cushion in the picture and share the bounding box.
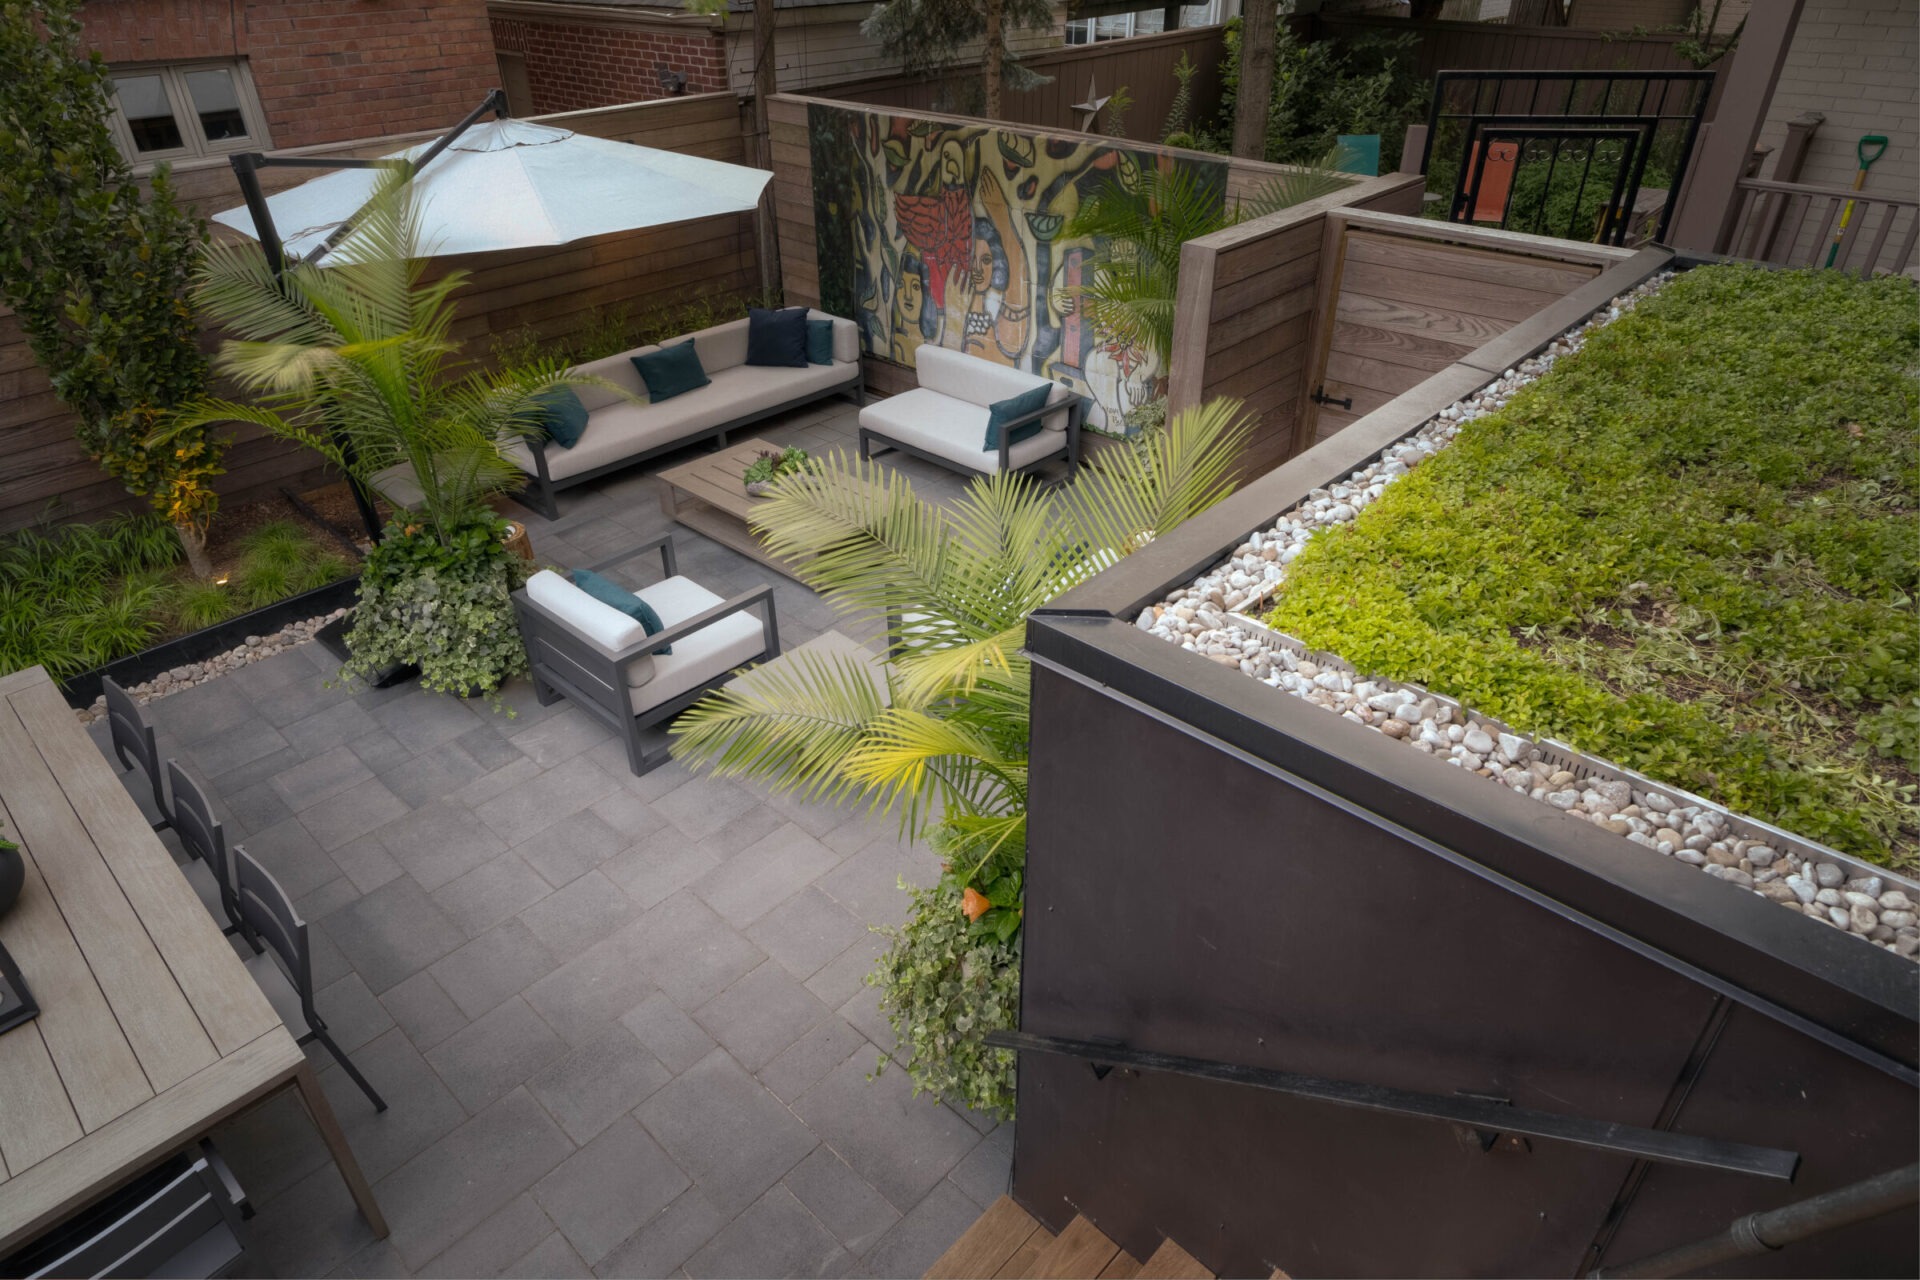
[911,346,1071,431]
[625,575,767,711]
[526,569,647,652]
[807,309,861,364]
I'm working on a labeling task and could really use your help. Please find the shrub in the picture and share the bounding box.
[1212,17,1426,169]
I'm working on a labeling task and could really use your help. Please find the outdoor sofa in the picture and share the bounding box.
[509,310,864,518]
[857,345,1084,482]
[510,535,778,775]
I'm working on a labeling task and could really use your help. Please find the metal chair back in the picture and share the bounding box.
[164,761,240,934]
[13,1154,244,1279]
[230,845,316,1025]
[102,677,168,827]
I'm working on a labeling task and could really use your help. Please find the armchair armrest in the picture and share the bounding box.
[586,535,678,580]
[995,395,1076,471]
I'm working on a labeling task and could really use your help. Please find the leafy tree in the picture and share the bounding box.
[670,398,1252,1113]
[1063,161,1352,382]
[0,0,223,576]
[861,0,1054,119]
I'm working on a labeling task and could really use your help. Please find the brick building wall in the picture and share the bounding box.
[80,0,502,149]
[491,10,727,113]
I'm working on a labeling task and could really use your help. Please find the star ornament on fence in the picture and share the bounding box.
[1073,77,1113,133]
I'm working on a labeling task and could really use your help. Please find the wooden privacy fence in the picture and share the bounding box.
[822,26,1229,147]
[1722,179,1920,277]
[1301,13,1711,88]
[0,92,760,533]
[1167,205,1631,480]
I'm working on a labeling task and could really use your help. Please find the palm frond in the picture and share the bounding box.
[1235,148,1357,221]
[1061,398,1251,557]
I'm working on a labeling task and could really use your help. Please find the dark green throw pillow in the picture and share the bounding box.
[631,340,710,403]
[533,386,589,449]
[571,568,672,655]
[806,318,835,365]
[983,383,1055,451]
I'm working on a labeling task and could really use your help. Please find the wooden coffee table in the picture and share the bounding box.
[657,439,812,582]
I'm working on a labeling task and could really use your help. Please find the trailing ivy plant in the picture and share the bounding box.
[1268,265,1919,869]
[0,0,224,575]
[344,514,532,699]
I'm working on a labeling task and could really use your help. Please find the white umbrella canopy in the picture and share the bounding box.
[212,118,772,262]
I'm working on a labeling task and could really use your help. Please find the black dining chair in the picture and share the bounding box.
[1,1141,249,1279]
[102,677,169,832]
[163,761,244,942]
[230,844,387,1111]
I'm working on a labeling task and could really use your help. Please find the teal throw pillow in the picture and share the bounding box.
[983,383,1054,451]
[631,340,710,403]
[805,318,835,365]
[532,386,589,449]
[571,568,672,655]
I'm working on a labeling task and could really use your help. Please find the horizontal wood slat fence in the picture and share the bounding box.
[1167,206,1630,481]
[1301,13,1712,89]
[0,93,761,533]
[820,25,1228,148]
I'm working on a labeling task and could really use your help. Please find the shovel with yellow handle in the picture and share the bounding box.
[1824,134,1889,267]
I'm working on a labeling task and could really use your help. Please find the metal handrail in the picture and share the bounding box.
[985,1030,1800,1180]
[1590,1163,1919,1278]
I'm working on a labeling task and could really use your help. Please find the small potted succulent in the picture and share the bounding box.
[743,446,810,498]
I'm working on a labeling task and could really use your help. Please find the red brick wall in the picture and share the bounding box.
[491,14,726,114]
[80,0,501,149]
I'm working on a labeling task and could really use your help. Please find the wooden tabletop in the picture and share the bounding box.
[657,438,789,523]
[0,665,305,1252]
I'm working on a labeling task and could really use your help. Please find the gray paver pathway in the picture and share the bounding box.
[88,404,1010,1278]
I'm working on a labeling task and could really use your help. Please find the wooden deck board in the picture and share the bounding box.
[925,1195,1048,1279]
[1138,1239,1213,1279]
[1030,1216,1123,1280]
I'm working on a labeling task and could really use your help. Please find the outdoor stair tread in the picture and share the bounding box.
[993,1225,1057,1279]
[926,1196,1050,1279]
[1095,1249,1143,1279]
[1029,1215,1126,1279]
[1136,1239,1213,1279]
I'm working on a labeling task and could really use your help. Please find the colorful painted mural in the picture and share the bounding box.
[807,102,1229,434]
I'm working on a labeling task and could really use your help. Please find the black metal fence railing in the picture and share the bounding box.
[1417,70,1714,247]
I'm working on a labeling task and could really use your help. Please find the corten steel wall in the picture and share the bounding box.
[1010,251,1920,1278]
[79,0,500,149]
[0,94,756,533]
[490,7,729,113]
[822,25,1227,147]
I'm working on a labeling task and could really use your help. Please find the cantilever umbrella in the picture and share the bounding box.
[213,115,772,263]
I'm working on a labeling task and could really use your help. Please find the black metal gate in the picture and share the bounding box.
[1418,70,1714,246]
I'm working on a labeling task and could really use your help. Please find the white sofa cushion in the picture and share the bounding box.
[508,359,854,480]
[625,574,767,710]
[859,387,1068,474]
[569,349,652,413]
[911,346,1071,432]
[525,569,647,652]
[686,319,750,373]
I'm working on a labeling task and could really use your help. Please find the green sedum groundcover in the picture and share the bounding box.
[1269,264,1919,870]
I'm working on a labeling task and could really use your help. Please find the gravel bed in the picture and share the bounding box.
[1140,273,1920,962]
[74,608,349,725]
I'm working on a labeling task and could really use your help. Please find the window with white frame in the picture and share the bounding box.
[107,62,270,165]
[1064,1,1221,43]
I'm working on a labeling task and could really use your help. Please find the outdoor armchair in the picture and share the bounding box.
[511,535,779,775]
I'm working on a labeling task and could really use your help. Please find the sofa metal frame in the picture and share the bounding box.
[859,391,1087,485]
[511,535,780,775]
[517,364,866,520]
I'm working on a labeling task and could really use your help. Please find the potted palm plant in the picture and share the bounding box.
[670,398,1251,1117]
[160,182,600,702]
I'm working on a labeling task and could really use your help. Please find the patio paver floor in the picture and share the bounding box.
[87,402,1011,1278]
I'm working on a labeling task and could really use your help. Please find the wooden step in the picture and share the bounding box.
[1137,1238,1213,1279]
[1029,1216,1127,1279]
[926,1196,1052,1279]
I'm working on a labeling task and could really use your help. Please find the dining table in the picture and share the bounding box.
[0,665,387,1253]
